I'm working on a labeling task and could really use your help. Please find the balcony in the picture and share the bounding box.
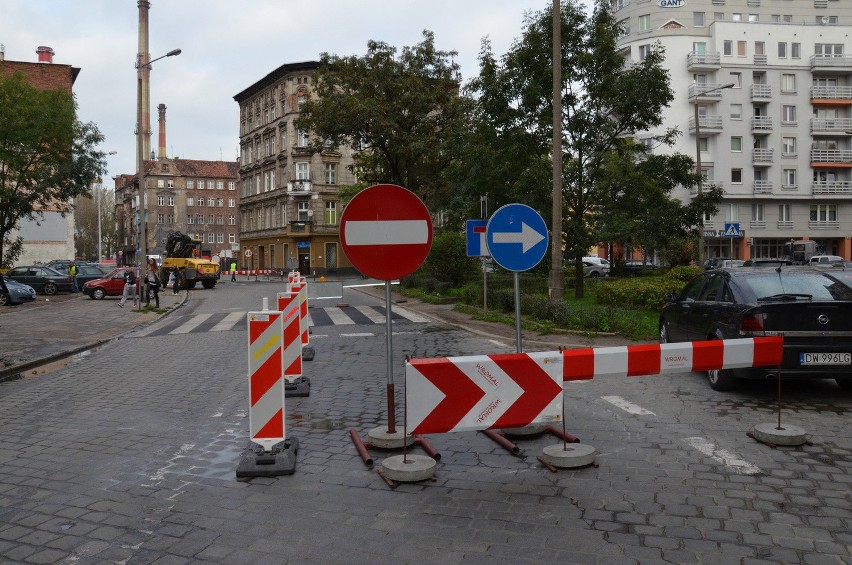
[690,180,724,195]
[688,115,723,133]
[751,84,771,99]
[811,149,852,165]
[288,220,313,235]
[688,83,730,102]
[287,179,313,193]
[753,180,773,193]
[686,51,720,71]
[749,220,766,229]
[810,118,852,134]
[752,116,773,132]
[811,85,852,102]
[777,220,794,229]
[812,180,852,194]
[810,55,852,73]
[753,54,767,66]
[752,148,774,163]
[808,220,840,229]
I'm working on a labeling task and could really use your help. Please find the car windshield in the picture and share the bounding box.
[741,272,852,301]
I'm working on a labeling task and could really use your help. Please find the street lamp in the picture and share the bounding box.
[694,82,735,267]
[136,48,180,294]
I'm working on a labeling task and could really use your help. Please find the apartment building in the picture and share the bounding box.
[614,0,852,260]
[114,159,239,265]
[0,46,79,264]
[233,61,357,275]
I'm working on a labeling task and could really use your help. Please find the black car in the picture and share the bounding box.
[74,264,106,286]
[659,267,852,391]
[6,266,73,295]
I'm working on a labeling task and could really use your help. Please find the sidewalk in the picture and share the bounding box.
[0,288,188,378]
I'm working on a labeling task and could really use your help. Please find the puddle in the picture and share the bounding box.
[16,346,101,378]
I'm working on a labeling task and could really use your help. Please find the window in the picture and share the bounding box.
[324,201,337,225]
[228,214,236,225]
[297,130,309,147]
[755,41,764,56]
[297,202,310,221]
[784,15,793,24]
[209,215,215,225]
[816,16,838,25]
[618,18,629,37]
[731,169,743,184]
[781,74,796,93]
[297,94,306,111]
[748,14,758,23]
[157,213,164,224]
[217,198,223,207]
[783,170,797,188]
[325,243,337,269]
[815,44,844,57]
[325,163,337,184]
[699,138,709,153]
[187,180,194,189]
[157,195,165,206]
[187,215,194,225]
[782,105,797,124]
[730,72,742,87]
[208,233,215,243]
[714,12,724,22]
[196,214,204,224]
[726,204,739,222]
[731,136,743,152]
[207,181,215,190]
[167,214,173,225]
[187,197,194,207]
[737,41,747,57]
[228,181,235,191]
[791,43,800,58]
[723,40,733,56]
[782,137,797,156]
[216,215,223,225]
[229,234,236,244]
[296,162,310,180]
[779,204,792,222]
[157,179,164,188]
[810,204,837,222]
[198,197,205,207]
[168,196,174,206]
[732,13,742,22]
[778,42,787,58]
[217,181,224,190]
[638,44,652,61]
[639,14,650,32]
[217,233,224,244]
[693,12,704,27]
[752,203,764,222]
[228,198,235,208]
[730,104,742,120]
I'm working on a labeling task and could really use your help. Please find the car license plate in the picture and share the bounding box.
[799,352,851,366]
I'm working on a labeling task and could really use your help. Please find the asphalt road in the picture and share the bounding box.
[0,279,849,564]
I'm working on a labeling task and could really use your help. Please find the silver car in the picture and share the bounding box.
[1,276,37,306]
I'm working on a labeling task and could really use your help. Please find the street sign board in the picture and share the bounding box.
[485,204,548,272]
[340,184,433,281]
[465,219,489,257]
[724,223,741,237]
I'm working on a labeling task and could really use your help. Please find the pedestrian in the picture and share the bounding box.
[146,258,160,308]
[172,268,182,295]
[118,268,137,308]
[230,260,237,282]
[68,262,79,293]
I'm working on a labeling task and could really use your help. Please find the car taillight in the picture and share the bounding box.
[740,312,765,333]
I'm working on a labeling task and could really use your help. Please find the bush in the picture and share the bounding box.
[593,277,686,310]
[664,265,701,283]
[420,231,478,286]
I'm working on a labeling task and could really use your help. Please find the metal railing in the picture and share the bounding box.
[687,51,720,67]
[688,83,730,100]
[689,116,723,131]
[808,220,839,229]
[810,149,852,163]
[752,116,773,131]
[751,84,771,98]
[777,220,794,229]
[753,180,773,193]
[811,85,852,99]
[812,181,852,194]
[752,148,774,163]
[810,54,852,69]
[810,118,852,132]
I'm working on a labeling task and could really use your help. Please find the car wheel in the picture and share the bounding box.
[0,292,8,306]
[659,322,670,344]
[707,368,736,391]
[43,282,58,295]
[589,271,601,278]
[93,288,106,300]
[202,280,216,289]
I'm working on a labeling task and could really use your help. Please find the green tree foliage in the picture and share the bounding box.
[0,72,107,268]
[468,1,690,298]
[297,31,472,211]
[419,231,478,287]
[73,186,116,261]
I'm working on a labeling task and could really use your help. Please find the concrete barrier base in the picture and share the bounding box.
[381,454,437,482]
[236,438,298,478]
[540,443,596,468]
[284,376,311,397]
[750,423,808,446]
[367,427,415,449]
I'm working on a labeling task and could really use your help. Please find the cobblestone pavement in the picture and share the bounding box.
[0,282,849,564]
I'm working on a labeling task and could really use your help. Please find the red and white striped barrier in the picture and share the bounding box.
[563,337,783,381]
[227,269,275,275]
[277,291,302,382]
[405,337,783,436]
[288,271,300,284]
[247,311,286,451]
[289,278,310,346]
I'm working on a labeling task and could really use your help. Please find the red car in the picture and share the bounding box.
[82,267,140,300]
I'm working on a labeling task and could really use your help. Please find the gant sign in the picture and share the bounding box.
[658,0,685,7]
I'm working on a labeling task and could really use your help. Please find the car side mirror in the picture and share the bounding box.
[663,292,679,303]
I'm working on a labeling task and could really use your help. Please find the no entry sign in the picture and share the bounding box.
[340,184,433,281]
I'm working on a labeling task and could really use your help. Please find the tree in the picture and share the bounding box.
[73,185,115,261]
[469,1,698,298]
[0,72,107,268]
[296,31,472,211]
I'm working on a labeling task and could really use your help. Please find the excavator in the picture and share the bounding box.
[160,231,220,290]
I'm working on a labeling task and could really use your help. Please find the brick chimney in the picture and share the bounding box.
[158,103,167,159]
[36,46,55,63]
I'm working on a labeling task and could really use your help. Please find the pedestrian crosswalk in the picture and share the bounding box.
[133,304,431,338]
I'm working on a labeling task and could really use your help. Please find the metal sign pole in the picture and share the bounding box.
[385,280,396,434]
[513,271,522,353]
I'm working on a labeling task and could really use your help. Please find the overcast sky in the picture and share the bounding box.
[2,0,593,185]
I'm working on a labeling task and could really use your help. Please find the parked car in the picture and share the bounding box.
[583,256,611,270]
[703,257,732,270]
[622,260,659,276]
[583,261,608,278]
[808,255,845,265]
[82,267,142,300]
[659,266,852,391]
[45,259,95,273]
[0,276,37,306]
[741,258,794,267]
[74,264,106,286]
[5,266,72,295]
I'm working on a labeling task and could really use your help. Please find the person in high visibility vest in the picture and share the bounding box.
[230,260,237,282]
[68,263,79,293]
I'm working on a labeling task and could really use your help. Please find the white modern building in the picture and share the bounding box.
[614,0,852,260]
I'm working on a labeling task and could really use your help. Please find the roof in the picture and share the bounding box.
[233,61,320,103]
[0,60,80,91]
[156,158,239,178]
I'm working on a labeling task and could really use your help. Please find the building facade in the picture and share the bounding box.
[114,158,240,265]
[0,46,79,265]
[233,62,357,275]
[614,0,852,260]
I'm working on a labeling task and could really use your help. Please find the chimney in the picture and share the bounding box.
[0,44,5,62]
[36,45,55,63]
[158,103,167,159]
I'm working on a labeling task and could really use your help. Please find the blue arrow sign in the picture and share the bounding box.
[465,220,489,257]
[486,204,549,272]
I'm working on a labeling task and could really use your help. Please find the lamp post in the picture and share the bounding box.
[694,82,735,267]
[136,48,180,296]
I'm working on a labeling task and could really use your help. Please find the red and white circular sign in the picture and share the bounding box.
[340,184,433,281]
